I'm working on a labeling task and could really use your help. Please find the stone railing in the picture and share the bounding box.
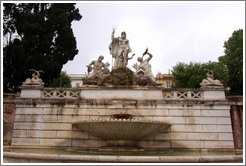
[42,88,80,98]
[162,88,202,99]
[20,86,225,100]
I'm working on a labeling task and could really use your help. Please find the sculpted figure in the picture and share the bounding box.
[109,28,132,69]
[84,55,110,85]
[133,48,156,83]
[22,69,44,86]
[87,55,109,79]
[29,69,44,82]
[200,69,223,87]
[117,53,135,68]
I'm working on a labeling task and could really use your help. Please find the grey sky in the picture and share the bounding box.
[62,1,245,76]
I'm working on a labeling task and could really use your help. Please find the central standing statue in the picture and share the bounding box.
[109,28,132,69]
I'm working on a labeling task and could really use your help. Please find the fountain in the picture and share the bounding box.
[73,114,171,148]
[3,29,243,163]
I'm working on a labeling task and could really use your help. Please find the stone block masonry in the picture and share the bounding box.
[10,86,235,150]
[3,94,20,145]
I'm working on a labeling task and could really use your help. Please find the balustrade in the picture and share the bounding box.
[42,88,80,98]
[162,89,202,99]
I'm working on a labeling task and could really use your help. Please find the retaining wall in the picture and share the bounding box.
[10,86,235,150]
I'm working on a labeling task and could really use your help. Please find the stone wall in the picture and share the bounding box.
[3,94,20,145]
[11,87,235,150]
[226,96,243,149]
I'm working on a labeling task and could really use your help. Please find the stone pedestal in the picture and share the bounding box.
[202,87,226,100]
[20,86,43,98]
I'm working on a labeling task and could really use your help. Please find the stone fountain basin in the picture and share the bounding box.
[73,119,171,140]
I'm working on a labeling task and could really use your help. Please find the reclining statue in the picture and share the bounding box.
[22,69,44,86]
[200,69,223,88]
[83,55,110,85]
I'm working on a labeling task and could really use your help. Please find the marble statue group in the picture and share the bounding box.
[83,29,157,86]
[81,28,224,87]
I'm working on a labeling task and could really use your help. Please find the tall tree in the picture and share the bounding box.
[219,29,243,95]
[172,61,228,88]
[3,3,82,93]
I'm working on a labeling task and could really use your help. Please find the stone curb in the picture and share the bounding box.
[3,152,243,163]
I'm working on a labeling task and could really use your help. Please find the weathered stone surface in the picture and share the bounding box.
[153,117,186,124]
[20,89,43,98]
[9,87,235,150]
[57,115,90,122]
[80,89,163,100]
[171,125,203,132]
[201,110,230,117]
[26,131,56,138]
[56,131,89,139]
[39,139,71,146]
[3,94,19,145]
[169,109,201,116]
[219,133,234,141]
[171,140,205,148]
[204,141,234,148]
[154,133,188,141]
[138,140,170,148]
[202,125,232,132]
[216,117,231,124]
[185,117,217,124]
[71,139,107,147]
[13,122,71,130]
[187,133,219,141]
[15,115,57,122]
[12,130,27,137]
[3,152,243,163]
[11,138,40,146]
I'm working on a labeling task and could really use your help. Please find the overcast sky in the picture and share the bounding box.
[62,1,245,76]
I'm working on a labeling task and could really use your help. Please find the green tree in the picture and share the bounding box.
[48,71,72,88]
[172,61,228,88]
[219,29,243,95]
[3,3,82,93]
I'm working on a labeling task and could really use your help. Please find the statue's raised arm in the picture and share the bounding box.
[142,48,152,62]
[111,28,115,41]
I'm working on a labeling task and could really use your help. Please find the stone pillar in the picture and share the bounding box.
[230,105,243,149]
[3,94,20,145]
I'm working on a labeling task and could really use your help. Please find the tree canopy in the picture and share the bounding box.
[3,3,82,93]
[48,71,72,88]
[172,29,243,96]
[219,29,243,95]
[172,61,228,89]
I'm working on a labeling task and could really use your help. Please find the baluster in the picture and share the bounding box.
[187,91,192,98]
[66,91,70,97]
[173,91,177,99]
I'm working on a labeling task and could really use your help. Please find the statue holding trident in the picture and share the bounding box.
[109,28,132,69]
